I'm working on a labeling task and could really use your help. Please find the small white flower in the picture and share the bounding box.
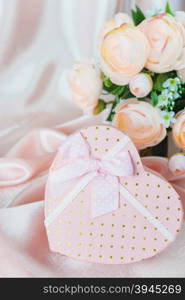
[172,90,180,100]
[160,110,175,128]
[163,77,181,92]
[157,89,172,107]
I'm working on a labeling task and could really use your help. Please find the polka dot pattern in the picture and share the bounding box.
[45,125,184,264]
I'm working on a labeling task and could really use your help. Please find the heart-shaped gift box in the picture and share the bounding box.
[45,125,183,264]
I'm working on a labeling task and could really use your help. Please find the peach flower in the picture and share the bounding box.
[114,99,166,150]
[172,110,185,149]
[129,73,153,98]
[139,13,184,73]
[100,13,133,39]
[168,153,185,175]
[69,62,102,112]
[174,11,185,70]
[99,21,150,85]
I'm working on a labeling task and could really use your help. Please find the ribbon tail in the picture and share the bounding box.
[91,174,119,218]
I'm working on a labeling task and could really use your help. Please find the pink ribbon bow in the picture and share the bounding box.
[52,132,134,218]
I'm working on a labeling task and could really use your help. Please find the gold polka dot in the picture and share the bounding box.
[147,173,150,176]
[136,161,140,165]
[122,224,126,228]
[166,217,170,221]
[101,223,104,227]
[121,235,125,238]
[153,249,157,252]
[96,127,99,130]
[156,195,160,199]
[89,243,93,247]
[155,206,159,209]
[124,182,128,186]
[94,148,98,151]
[84,136,88,140]
[135,194,138,197]
[166,207,170,210]
[144,205,148,208]
[142,248,146,251]
[168,185,171,189]
[157,184,160,188]
[120,256,124,260]
[69,210,73,214]
[131,257,134,261]
[121,245,124,249]
[78,243,82,246]
[99,255,103,258]
[143,237,146,240]
[135,183,139,186]
[133,225,136,229]
[177,229,180,233]
[79,232,83,236]
[95,137,98,140]
[99,244,103,248]
[68,221,72,224]
[80,200,84,204]
[109,256,113,259]
[146,184,150,187]
[112,213,116,216]
[136,172,139,176]
[131,247,135,250]
[132,236,136,239]
[106,138,109,141]
[177,218,180,222]
[144,226,147,230]
[110,245,114,248]
[133,215,137,218]
[167,196,171,199]
[67,242,71,246]
[178,208,181,211]
[124,203,127,207]
[155,216,159,219]
[105,149,109,152]
[106,128,110,131]
[111,234,114,238]
[111,224,115,227]
[90,222,94,226]
[154,238,157,241]
[77,253,81,257]
[89,233,93,236]
[154,227,157,231]
[164,239,168,242]
[79,221,83,225]
[117,138,120,142]
[100,233,104,237]
[88,254,92,257]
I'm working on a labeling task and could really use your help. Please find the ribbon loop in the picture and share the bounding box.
[50,132,133,217]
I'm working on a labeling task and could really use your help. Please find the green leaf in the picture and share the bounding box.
[131,5,146,26]
[104,77,113,88]
[153,72,176,91]
[93,99,106,115]
[151,91,159,107]
[165,1,175,16]
[111,86,125,96]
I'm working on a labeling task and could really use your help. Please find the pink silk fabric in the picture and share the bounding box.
[0,0,185,277]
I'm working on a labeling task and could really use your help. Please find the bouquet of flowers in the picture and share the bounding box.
[67,2,185,174]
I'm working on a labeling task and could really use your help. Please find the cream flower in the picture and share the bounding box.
[129,73,153,98]
[139,13,184,73]
[172,110,185,149]
[99,21,150,85]
[68,62,102,112]
[113,99,166,150]
[168,153,185,175]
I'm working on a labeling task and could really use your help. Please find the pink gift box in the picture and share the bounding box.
[45,125,183,264]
